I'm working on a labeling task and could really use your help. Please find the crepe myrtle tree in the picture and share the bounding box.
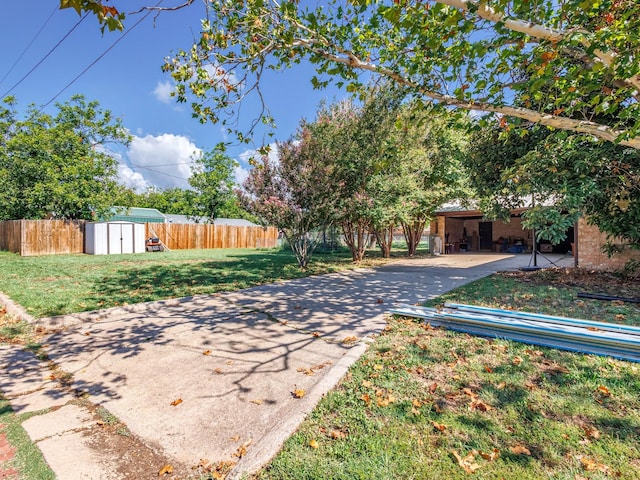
[65,1,640,149]
[238,127,334,269]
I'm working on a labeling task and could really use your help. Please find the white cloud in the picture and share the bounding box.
[235,143,279,186]
[234,164,249,186]
[118,163,149,192]
[127,134,201,190]
[238,143,279,165]
[153,81,174,104]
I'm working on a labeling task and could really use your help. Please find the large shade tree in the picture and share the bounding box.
[0,95,130,220]
[64,1,640,148]
[467,123,640,249]
[396,109,471,256]
[188,147,239,221]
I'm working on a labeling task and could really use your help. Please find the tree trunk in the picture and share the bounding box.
[374,225,394,259]
[402,219,427,257]
[342,219,370,263]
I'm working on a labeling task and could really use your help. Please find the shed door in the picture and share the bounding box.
[107,223,122,254]
[479,222,493,250]
[120,224,134,254]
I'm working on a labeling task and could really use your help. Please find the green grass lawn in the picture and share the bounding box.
[0,247,409,318]
[256,270,640,480]
[2,250,640,479]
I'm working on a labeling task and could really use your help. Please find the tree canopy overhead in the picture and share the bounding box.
[66,0,638,148]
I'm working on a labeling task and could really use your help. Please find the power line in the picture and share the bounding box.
[133,161,197,167]
[40,0,164,110]
[0,5,58,86]
[1,11,89,99]
[132,164,190,182]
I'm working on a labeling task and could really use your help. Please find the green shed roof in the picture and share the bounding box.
[108,207,166,223]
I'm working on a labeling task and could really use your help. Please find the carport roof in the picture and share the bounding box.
[435,205,529,218]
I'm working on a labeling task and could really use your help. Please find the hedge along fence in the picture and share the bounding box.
[146,223,279,250]
[0,220,279,256]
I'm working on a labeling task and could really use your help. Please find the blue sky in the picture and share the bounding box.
[1,1,343,191]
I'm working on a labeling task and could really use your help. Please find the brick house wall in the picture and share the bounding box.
[577,217,640,270]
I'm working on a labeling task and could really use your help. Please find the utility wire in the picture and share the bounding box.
[133,161,197,167]
[40,0,164,110]
[0,5,58,86]
[1,11,89,98]
[132,164,190,182]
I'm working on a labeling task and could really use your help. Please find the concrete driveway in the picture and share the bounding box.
[0,253,572,479]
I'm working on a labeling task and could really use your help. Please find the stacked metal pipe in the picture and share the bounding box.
[388,303,640,362]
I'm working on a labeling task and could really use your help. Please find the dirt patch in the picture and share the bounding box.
[85,423,191,480]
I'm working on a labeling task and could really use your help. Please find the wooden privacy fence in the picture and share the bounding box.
[0,219,86,256]
[0,220,278,256]
[146,223,279,250]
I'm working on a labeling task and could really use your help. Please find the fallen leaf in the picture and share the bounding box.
[158,464,173,475]
[226,360,234,365]
[312,332,320,337]
[432,421,447,432]
[484,365,493,373]
[292,389,305,398]
[309,439,319,449]
[330,430,346,439]
[362,380,373,388]
[212,461,236,480]
[451,450,482,474]
[496,382,507,390]
[373,364,384,371]
[203,350,212,355]
[412,399,422,408]
[250,399,263,405]
[582,425,600,439]
[512,356,523,365]
[214,368,224,374]
[233,438,252,458]
[84,332,91,336]
[361,393,371,405]
[510,445,531,455]
[230,436,240,442]
[479,449,500,461]
[597,385,611,396]
[429,383,438,393]
[342,336,358,344]
[170,398,183,407]
[469,399,492,412]
[578,455,611,474]
[462,388,478,399]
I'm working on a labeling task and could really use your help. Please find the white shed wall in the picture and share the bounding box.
[85,222,145,255]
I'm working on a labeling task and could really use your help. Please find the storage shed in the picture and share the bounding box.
[85,222,146,255]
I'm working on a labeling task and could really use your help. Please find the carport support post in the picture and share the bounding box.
[531,194,537,267]
[532,228,538,267]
